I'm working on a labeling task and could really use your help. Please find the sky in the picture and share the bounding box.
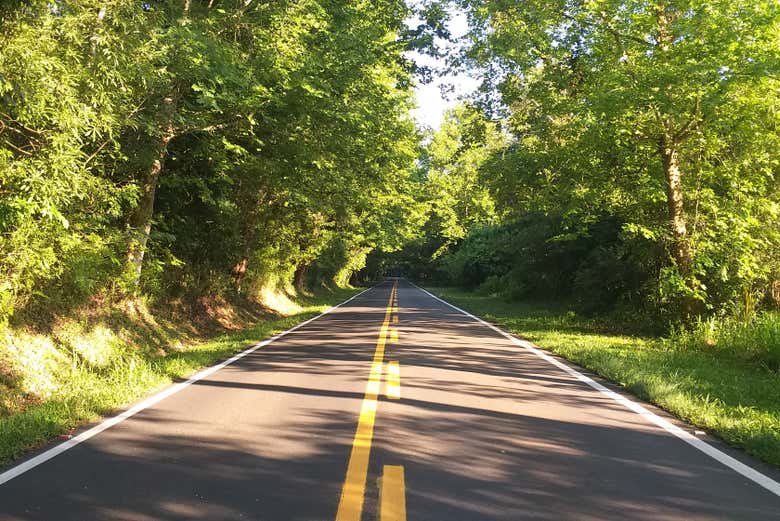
[408,10,480,130]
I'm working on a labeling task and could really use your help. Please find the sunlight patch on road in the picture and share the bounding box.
[386,361,401,400]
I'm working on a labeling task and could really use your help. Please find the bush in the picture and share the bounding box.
[441,214,660,315]
[670,312,780,370]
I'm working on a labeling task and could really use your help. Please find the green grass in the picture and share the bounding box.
[427,287,780,469]
[671,312,780,371]
[0,287,359,466]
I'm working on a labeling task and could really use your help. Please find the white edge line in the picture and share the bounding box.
[410,282,780,498]
[0,283,380,487]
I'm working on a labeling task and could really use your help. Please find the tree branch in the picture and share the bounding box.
[83,139,111,166]
[2,138,34,156]
[561,13,653,49]
[673,97,702,142]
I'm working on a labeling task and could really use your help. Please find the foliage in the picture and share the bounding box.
[454,0,780,315]
[0,0,427,321]
[423,103,504,249]
[669,312,780,371]
[364,103,505,280]
[439,214,663,320]
[390,1,780,325]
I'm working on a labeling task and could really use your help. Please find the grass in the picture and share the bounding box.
[671,312,780,371]
[426,287,780,469]
[0,286,360,466]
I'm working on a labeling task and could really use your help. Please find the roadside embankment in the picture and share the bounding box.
[0,286,360,466]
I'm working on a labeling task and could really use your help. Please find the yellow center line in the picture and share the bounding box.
[389,328,398,343]
[335,282,397,521]
[386,361,400,400]
[380,465,407,521]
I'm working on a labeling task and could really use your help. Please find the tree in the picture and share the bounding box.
[459,0,780,313]
[0,0,424,319]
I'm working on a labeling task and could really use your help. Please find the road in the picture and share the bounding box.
[1,279,779,520]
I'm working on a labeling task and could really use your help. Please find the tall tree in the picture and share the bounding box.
[0,0,423,319]
[460,0,780,312]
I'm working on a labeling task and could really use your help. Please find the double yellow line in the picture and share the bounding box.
[336,281,405,521]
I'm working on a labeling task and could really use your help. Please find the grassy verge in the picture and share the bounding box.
[427,287,780,469]
[0,287,359,466]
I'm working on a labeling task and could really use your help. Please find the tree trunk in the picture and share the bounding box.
[293,263,309,293]
[230,189,267,292]
[231,256,249,291]
[660,137,692,275]
[660,135,699,315]
[125,133,172,285]
[125,93,177,287]
[655,6,691,274]
[232,235,253,292]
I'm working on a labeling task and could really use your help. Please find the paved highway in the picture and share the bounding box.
[1,279,779,520]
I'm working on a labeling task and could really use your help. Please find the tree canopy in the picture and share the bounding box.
[0,0,429,320]
[1,0,778,327]
[391,0,779,322]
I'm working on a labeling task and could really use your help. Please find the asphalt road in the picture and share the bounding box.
[1,279,779,520]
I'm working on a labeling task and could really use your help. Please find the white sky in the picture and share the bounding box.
[407,10,480,130]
